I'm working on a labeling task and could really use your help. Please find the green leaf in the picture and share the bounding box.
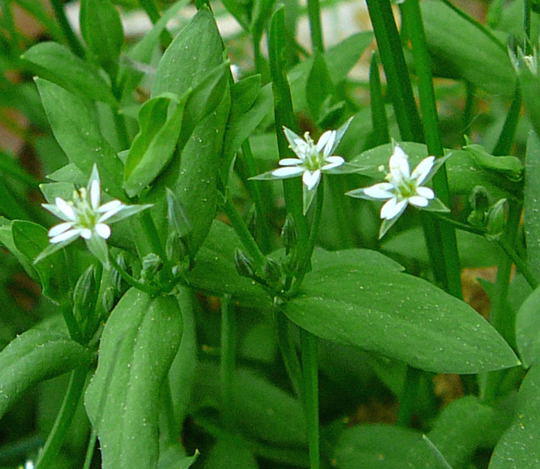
[464,143,523,182]
[351,142,519,200]
[158,446,198,469]
[333,424,449,469]
[421,0,515,97]
[149,9,229,255]
[85,289,183,469]
[428,396,511,468]
[35,78,124,198]
[284,252,519,373]
[80,0,124,68]
[525,132,540,280]
[21,42,116,106]
[490,364,540,468]
[12,220,67,300]
[205,438,258,469]
[0,328,91,419]
[152,10,223,98]
[124,93,188,197]
[118,0,190,98]
[516,286,540,368]
[306,52,334,122]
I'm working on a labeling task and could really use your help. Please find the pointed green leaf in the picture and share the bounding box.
[21,42,116,106]
[85,289,183,469]
[35,78,124,198]
[284,252,519,373]
[0,328,91,419]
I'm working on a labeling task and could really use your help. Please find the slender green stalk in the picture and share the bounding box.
[493,89,522,156]
[140,211,166,259]
[268,6,309,276]
[220,295,236,428]
[400,0,462,299]
[61,302,83,343]
[139,0,161,23]
[307,0,324,53]
[36,367,88,469]
[365,0,423,142]
[109,255,159,295]
[223,198,266,267]
[463,82,475,138]
[50,0,85,57]
[525,0,532,44]
[240,141,272,252]
[82,430,97,469]
[397,366,421,426]
[498,238,538,289]
[368,53,390,146]
[301,330,319,469]
[275,311,303,398]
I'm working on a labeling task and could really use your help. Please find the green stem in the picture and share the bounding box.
[109,255,159,295]
[61,302,83,344]
[301,329,319,469]
[140,211,166,259]
[492,89,522,156]
[223,198,266,268]
[50,0,85,57]
[275,311,303,398]
[525,0,532,44]
[36,367,88,469]
[498,238,538,289]
[240,141,272,252]
[268,6,310,279]
[82,429,97,469]
[220,295,236,428]
[368,52,390,146]
[463,82,475,138]
[397,366,421,426]
[307,0,324,53]
[365,0,423,142]
[400,0,462,298]
[138,0,161,23]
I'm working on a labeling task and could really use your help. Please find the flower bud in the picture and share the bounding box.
[467,186,490,227]
[234,249,255,279]
[486,199,508,240]
[73,265,98,322]
[263,257,282,287]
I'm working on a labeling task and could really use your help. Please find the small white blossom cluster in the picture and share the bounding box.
[41,165,150,263]
[253,122,447,237]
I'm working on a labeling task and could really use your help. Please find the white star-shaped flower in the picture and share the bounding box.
[39,165,151,264]
[347,145,448,237]
[252,119,355,212]
[272,128,345,191]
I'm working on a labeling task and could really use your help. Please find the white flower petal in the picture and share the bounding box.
[363,183,394,199]
[272,166,304,178]
[96,199,123,213]
[279,158,304,166]
[316,130,336,157]
[303,169,321,190]
[95,223,111,239]
[50,229,81,244]
[389,146,410,181]
[409,195,430,207]
[55,198,76,221]
[380,198,408,220]
[322,156,345,170]
[48,222,74,237]
[90,179,100,210]
[411,156,435,184]
[416,186,435,200]
[80,228,92,239]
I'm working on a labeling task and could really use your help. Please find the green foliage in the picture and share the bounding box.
[0,327,91,419]
[85,289,183,469]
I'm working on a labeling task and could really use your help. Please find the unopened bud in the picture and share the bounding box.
[73,265,97,322]
[486,199,508,240]
[263,257,282,286]
[234,249,255,278]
